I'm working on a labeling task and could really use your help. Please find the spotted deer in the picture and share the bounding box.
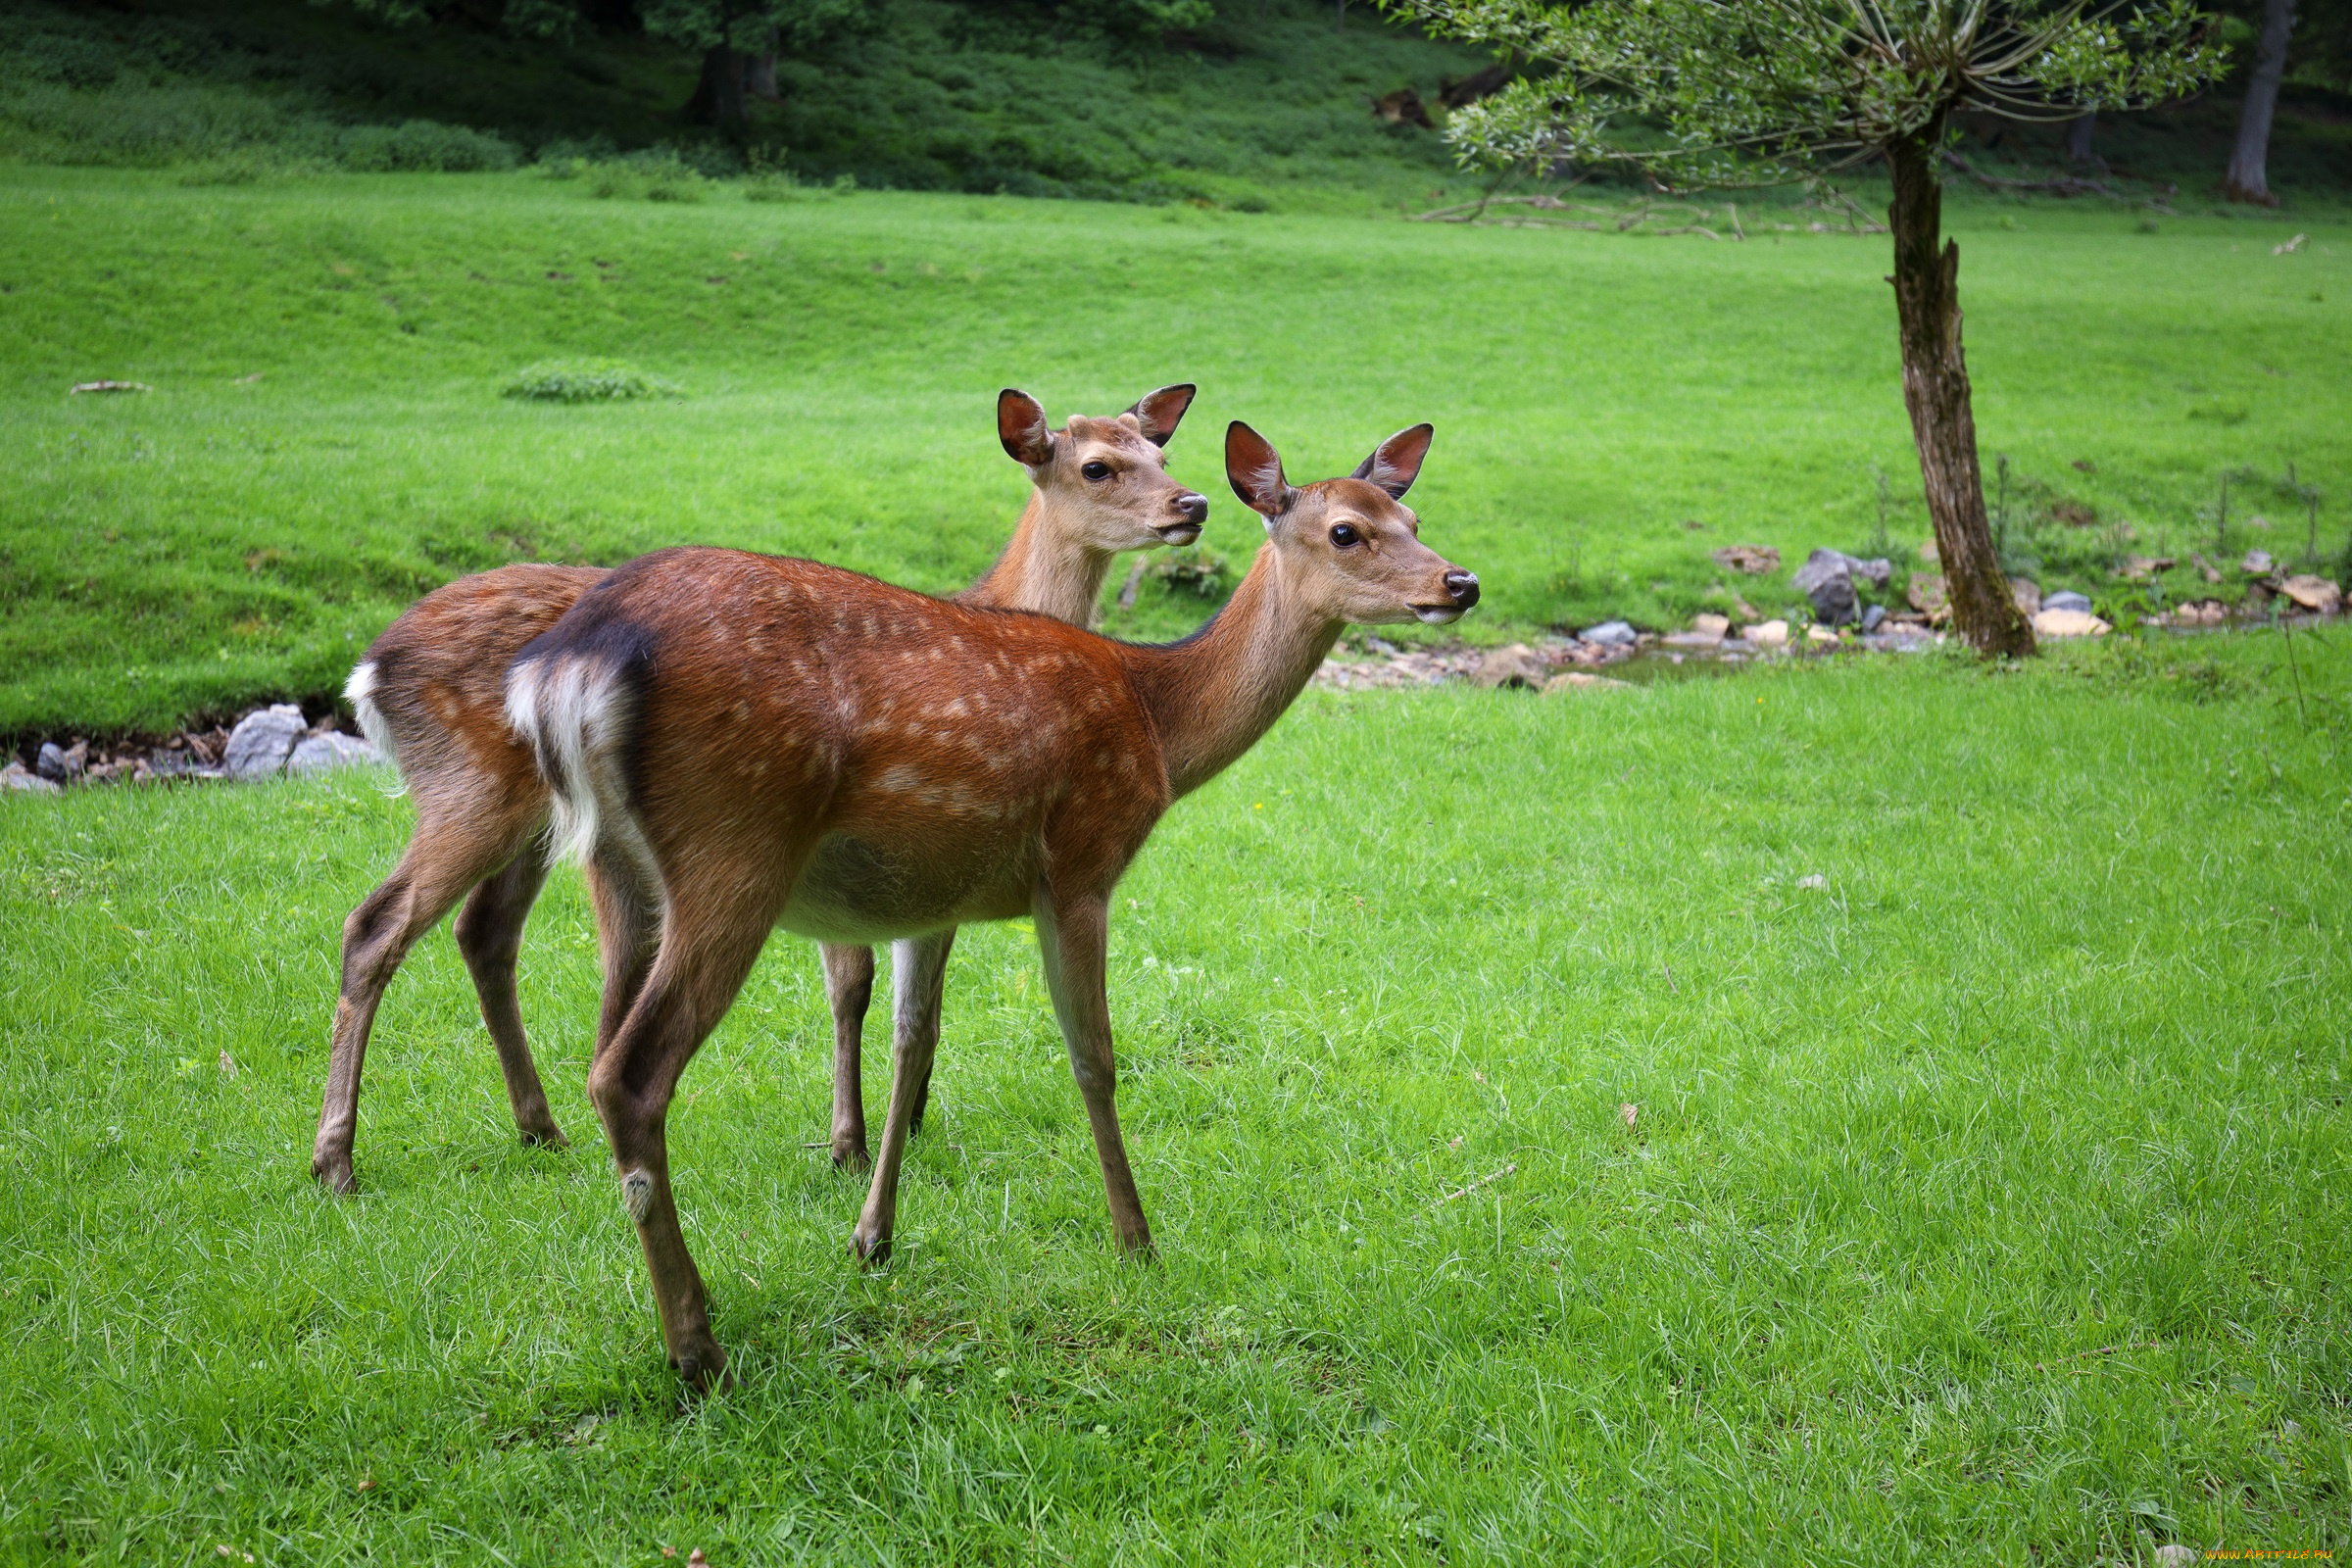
[313,386,1205,1195]
[508,419,1477,1386]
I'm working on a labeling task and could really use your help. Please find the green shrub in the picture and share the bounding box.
[338,120,517,173]
[501,361,681,404]
[1152,545,1235,600]
[583,150,708,202]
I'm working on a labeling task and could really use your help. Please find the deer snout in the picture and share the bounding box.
[1412,568,1481,625]
[1158,492,1208,545]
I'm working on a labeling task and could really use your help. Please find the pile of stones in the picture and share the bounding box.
[5,704,380,795]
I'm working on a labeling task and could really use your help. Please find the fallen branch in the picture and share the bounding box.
[1431,1162,1518,1208]
[1942,152,2173,211]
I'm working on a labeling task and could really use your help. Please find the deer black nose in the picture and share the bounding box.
[1175,492,1207,525]
[1445,569,1480,609]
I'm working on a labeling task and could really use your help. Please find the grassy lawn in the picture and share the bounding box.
[4,166,2349,737]
[3,634,2348,1561]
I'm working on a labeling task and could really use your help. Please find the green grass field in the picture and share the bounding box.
[3,634,2348,1561]
[3,166,2348,738]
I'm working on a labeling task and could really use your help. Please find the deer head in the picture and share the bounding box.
[1224,420,1479,625]
[999,385,1208,550]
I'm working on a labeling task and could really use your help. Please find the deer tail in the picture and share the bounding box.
[504,638,645,870]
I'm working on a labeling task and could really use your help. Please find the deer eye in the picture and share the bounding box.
[1081,461,1111,481]
[1329,523,1361,548]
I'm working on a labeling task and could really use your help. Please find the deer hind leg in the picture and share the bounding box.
[451,840,565,1149]
[586,846,661,1070]
[1033,893,1152,1257]
[818,943,875,1171]
[848,930,955,1266]
[588,869,781,1391]
[313,807,533,1194]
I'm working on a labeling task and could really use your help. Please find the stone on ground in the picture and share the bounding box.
[1580,620,1638,647]
[288,732,383,773]
[1710,545,1780,575]
[1791,549,1859,626]
[224,705,308,780]
[2281,575,2342,613]
[2032,607,2111,638]
[2043,589,2092,614]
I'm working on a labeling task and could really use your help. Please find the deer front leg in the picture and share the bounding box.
[847,930,954,1266]
[1032,893,1152,1257]
[818,943,875,1171]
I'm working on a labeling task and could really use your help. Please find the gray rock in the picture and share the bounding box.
[2043,589,2092,614]
[1580,620,1638,647]
[287,731,383,774]
[5,761,61,794]
[224,704,307,780]
[36,742,71,780]
[1860,604,1886,632]
[2242,549,2275,576]
[1791,550,1859,626]
[2011,578,2041,616]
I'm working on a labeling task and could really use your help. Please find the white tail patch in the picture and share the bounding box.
[505,654,637,869]
[344,661,406,797]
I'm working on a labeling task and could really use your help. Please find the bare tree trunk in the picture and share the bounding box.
[743,41,780,100]
[683,44,749,136]
[2064,112,2096,165]
[745,28,780,101]
[1887,121,2034,659]
[2223,0,2295,205]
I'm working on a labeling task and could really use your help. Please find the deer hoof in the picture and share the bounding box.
[849,1232,891,1269]
[671,1342,730,1394]
[830,1143,871,1174]
[312,1152,356,1196]
[517,1121,569,1151]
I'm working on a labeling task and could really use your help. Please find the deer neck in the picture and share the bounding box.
[1122,543,1343,800]
[959,490,1114,626]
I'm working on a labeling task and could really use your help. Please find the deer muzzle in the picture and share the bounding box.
[1157,492,1208,546]
[1413,568,1481,624]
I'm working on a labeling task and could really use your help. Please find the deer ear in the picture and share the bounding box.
[1350,422,1434,499]
[998,389,1054,467]
[1225,421,1293,519]
[1125,383,1196,447]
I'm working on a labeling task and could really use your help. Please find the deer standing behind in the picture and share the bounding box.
[313,386,1205,1195]
[509,419,1479,1386]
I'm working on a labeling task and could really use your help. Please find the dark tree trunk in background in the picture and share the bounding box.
[2064,111,2096,164]
[745,28,780,100]
[1887,120,2035,659]
[2223,0,2295,204]
[684,44,749,135]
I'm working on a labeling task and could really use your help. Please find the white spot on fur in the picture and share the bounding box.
[620,1167,655,1224]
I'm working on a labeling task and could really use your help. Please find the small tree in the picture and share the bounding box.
[1385,0,2223,656]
